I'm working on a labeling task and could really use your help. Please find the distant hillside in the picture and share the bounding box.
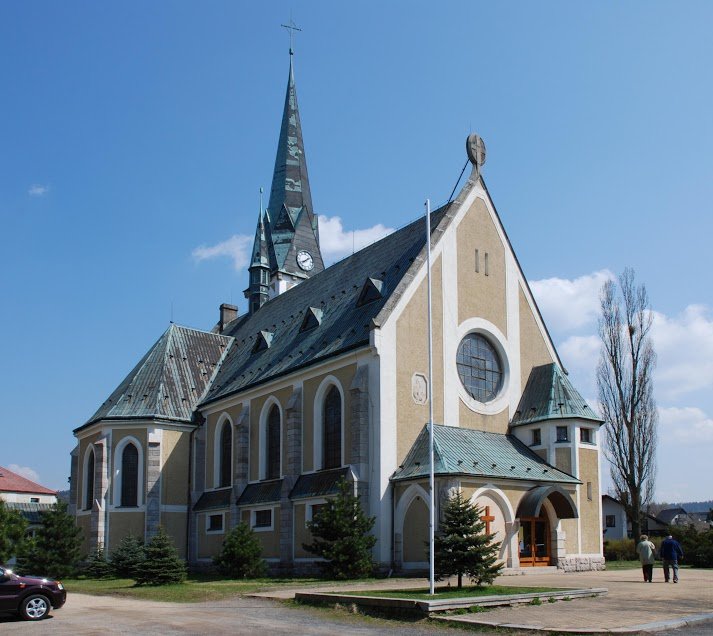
[672,501,712,513]
[56,489,70,503]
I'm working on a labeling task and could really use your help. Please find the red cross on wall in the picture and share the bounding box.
[480,506,495,534]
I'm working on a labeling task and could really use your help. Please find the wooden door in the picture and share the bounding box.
[518,517,550,566]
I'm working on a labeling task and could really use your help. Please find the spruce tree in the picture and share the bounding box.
[134,527,187,585]
[434,491,503,588]
[303,478,376,579]
[85,547,113,579]
[110,533,145,578]
[0,500,27,563]
[16,501,82,579]
[214,522,266,578]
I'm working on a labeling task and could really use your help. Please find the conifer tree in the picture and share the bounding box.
[303,478,376,579]
[213,522,266,578]
[84,547,113,579]
[110,534,145,578]
[434,491,503,588]
[0,500,27,563]
[16,501,82,578]
[134,527,187,585]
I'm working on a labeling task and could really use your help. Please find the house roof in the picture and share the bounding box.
[391,424,580,485]
[289,467,350,500]
[3,502,55,523]
[192,488,232,512]
[510,363,602,427]
[0,466,56,495]
[77,324,232,432]
[237,479,283,506]
[201,204,453,406]
[657,507,688,524]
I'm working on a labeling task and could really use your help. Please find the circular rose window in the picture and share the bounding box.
[456,333,503,402]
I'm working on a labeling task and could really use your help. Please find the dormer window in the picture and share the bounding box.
[300,307,323,332]
[252,330,274,353]
[357,277,384,306]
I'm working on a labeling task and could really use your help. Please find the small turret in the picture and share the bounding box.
[244,192,271,314]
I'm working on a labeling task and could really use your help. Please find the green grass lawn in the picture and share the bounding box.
[63,574,324,603]
[604,560,640,570]
[337,585,563,600]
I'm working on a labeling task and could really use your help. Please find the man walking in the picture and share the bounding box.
[659,534,684,583]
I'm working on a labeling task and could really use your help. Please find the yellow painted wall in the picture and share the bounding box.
[240,509,280,558]
[456,197,507,334]
[107,511,144,552]
[395,256,444,461]
[518,285,555,389]
[161,512,188,559]
[578,447,601,554]
[162,430,189,505]
[303,364,357,472]
[458,401,509,434]
[249,388,293,481]
[403,496,429,562]
[197,512,226,559]
[555,447,572,475]
[561,518,579,553]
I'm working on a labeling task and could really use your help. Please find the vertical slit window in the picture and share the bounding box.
[85,449,95,511]
[220,423,232,487]
[323,386,342,469]
[266,405,281,480]
[484,252,489,276]
[475,249,480,273]
[121,443,139,507]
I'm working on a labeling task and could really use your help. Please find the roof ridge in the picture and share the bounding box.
[152,324,176,416]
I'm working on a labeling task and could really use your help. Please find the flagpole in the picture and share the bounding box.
[425,198,435,596]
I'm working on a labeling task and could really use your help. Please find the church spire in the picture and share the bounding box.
[264,42,323,280]
[245,189,270,314]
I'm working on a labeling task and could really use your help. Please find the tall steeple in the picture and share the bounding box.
[264,44,324,285]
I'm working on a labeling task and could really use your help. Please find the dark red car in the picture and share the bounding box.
[0,565,66,620]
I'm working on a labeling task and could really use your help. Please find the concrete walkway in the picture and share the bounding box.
[254,568,713,633]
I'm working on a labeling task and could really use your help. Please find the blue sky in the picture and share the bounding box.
[1,2,711,502]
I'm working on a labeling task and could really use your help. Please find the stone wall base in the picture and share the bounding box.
[556,555,606,572]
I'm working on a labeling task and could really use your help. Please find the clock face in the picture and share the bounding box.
[297,250,314,271]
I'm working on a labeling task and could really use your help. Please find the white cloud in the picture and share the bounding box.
[659,406,713,445]
[28,184,49,197]
[318,215,394,263]
[529,270,613,335]
[192,234,252,271]
[8,464,40,483]
[651,305,713,400]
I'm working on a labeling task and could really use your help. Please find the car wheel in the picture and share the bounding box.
[20,594,51,621]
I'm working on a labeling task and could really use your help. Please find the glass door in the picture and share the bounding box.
[518,517,550,566]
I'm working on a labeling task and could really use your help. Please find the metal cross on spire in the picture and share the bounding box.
[281,18,302,55]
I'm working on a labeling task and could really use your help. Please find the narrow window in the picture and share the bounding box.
[220,422,232,487]
[323,386,342,469]
[484,252,489,276]
[30,497,40,503]
[556,426,568,442]
[580,428,593,444]
[605,515,616,528]
[475,249,480,273]
[266,405,281,480]
[587,481,593,501]
[121,443,139,507]
[85,449,95,510]
[532,429,541,446]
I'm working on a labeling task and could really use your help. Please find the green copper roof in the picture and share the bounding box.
[510,363,602,427]
[391,424,579,485]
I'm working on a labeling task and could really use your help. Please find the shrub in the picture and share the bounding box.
[110,534,145,578]
[603,538,636,561]
[671,525,713,568]
[134,527,187,586]
[0,501,27,563]
[213,522,266,578]
[303,478,376,579]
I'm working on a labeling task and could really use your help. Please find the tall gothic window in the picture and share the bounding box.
[266,405,281,480]
[121,443,139,507]
[219,422,232,487]
[323,386,342,469]
[85,448,95,511]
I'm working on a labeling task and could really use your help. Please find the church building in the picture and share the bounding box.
[70,48,605,573]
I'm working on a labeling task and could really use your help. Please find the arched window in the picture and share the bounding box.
[85,448,95,511]
[323,386,342,469]
[266,405,281,479]
[120,443,139,507]
[219,421,232,487]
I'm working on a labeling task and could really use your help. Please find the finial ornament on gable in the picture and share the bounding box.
[466,133,486,179]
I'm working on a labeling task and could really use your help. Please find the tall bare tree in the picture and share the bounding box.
[597,268,657,539]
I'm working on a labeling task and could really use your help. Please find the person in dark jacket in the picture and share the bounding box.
[659,535,684,582]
